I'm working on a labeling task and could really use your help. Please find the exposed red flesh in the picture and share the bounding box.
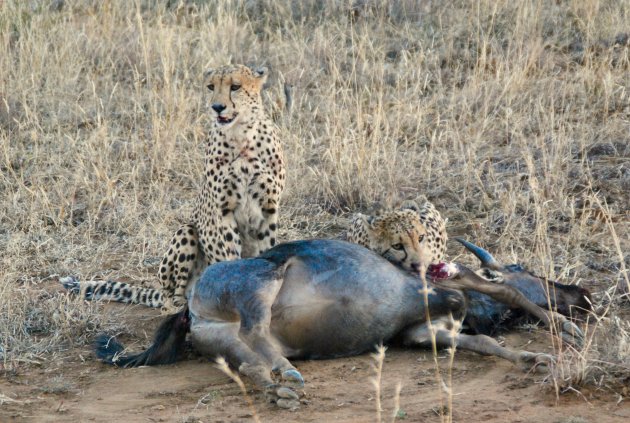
[427,262,456,280]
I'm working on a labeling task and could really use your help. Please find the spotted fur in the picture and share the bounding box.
[63,65,285,311]
[346,199,447,274]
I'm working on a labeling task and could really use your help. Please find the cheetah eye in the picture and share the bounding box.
[392,243,404,251]
[207,84,215,91]
[230,84,241,91]
[418,235,425,243]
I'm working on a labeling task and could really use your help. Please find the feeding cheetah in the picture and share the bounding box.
[346,199,447,275]
[62,64,285,311]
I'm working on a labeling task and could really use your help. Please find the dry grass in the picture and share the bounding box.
[1,0,628,401]
[215,357,261,423]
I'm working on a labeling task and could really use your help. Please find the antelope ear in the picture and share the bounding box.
[253,66,268,84]
[203,68,214,78]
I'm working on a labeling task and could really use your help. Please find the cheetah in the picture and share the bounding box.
[346,199,447,275]
[62,65,285,311]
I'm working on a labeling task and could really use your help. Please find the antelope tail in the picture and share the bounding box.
[95,307,190,367]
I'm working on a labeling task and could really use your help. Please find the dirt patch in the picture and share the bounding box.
[1,306,627,423]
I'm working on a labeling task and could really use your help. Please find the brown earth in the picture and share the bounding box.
[1,302,628,423]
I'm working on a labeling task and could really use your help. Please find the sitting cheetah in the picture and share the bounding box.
[346,199,447,274]
[62,65,285,311]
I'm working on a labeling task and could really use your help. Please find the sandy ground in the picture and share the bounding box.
[1,300,628,423]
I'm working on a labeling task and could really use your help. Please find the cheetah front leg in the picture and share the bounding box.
[197,211,243,265]
[159,224,204,311]
[247,196,280,258]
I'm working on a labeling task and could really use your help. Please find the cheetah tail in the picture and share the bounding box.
[95,307,190,367]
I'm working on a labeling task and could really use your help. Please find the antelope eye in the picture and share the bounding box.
[230,84,241,91]
[207,84,214,91]
[392,243,404,251]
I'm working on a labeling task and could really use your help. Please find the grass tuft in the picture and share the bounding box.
[0,0,628,403]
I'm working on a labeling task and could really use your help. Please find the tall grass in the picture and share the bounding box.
[0,0,628,394]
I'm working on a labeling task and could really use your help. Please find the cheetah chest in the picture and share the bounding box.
[230,155,269,236]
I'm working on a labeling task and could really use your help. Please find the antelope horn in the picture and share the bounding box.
[455,238,502,270]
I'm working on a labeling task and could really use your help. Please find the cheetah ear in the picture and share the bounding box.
[203,68,214,78]
[253,66,268,83]
[352,213,376,232]
[400,200,420,213]
[365,215,382,232]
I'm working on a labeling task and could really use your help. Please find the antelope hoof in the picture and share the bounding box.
[281,369,305,388]
[532,353,555,373]
[277,398,301,409]
[518,352,555,374]
[265,384,301,409]
[561,321,585,349]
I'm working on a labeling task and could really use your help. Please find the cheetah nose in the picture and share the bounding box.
[212,103,226,114]
[410,262,422,274]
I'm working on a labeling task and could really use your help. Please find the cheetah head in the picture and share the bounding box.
[204,64,268,128]
[353,209,432,276]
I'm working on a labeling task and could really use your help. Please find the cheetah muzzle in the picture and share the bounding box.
[217,112,238,125]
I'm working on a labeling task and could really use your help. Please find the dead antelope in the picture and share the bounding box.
[95,239,590,408]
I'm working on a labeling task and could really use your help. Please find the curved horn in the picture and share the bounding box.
[455,238,502,270]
